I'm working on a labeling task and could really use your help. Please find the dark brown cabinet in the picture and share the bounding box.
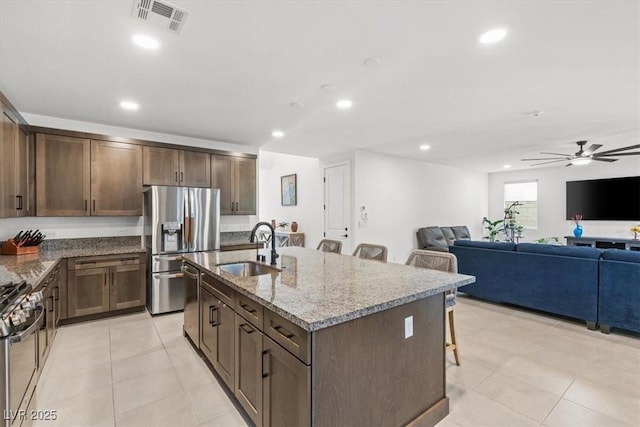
[211,155,256,215]
[36,134,142,216]
[262,335,311,427]
[235,314,263,427]
[1,100,33,218]
[38,261,62,367]
[143,146,211,187]
[91,140,142,215]
[200,279,235,389]
[36,133,91,216]
[67,254,145,319]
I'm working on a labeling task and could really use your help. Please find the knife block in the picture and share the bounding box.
[1,239,39,255]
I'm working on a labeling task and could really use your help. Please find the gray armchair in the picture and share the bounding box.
[416,227,450,252]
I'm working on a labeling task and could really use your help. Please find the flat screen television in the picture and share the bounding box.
[566,176,640,221]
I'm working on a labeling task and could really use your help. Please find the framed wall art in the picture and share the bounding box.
[281,174,297,206]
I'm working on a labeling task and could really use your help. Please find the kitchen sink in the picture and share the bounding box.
[216,262,280,277]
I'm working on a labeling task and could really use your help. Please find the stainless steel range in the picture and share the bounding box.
[0,281,43,427]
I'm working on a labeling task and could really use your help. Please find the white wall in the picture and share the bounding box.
[258,151,324,248]
[489,157,640,242]
[0,114,258,240]
[352,150,488,263]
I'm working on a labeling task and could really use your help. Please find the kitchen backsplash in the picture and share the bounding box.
[0,215,258,241]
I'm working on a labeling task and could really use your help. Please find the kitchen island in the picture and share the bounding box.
[182,247,475,427]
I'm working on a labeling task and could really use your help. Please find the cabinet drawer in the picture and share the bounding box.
[264,309,310,365]
[234,293,263,330]
[68,253,145,270]
[201,273,235,307]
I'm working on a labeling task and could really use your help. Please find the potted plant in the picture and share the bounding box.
[277,221,289,231]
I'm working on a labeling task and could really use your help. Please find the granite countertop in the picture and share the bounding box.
[0,236,146,288]
[183,247,475,332]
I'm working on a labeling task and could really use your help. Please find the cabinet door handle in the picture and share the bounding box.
[16,195,23,210]
[180,171,184,182]
[175,171,178,182]
[84,200,88,211]
[209,306,217,326]
[262,350,270,378]
[274,325,295,339]
[92,199,96,212]
[240,323,255,334]
[239,303,257,314]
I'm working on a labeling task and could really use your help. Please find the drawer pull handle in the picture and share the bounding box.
[240,323,255,334]
[240,303,257,314]
[209,306,217,326]
[262,350,270,378]
[274,325,295,339]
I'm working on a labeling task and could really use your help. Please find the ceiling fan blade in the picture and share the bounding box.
[521,157,568,161]
[591,157,618,163]
[596,151,640,157]
[582,144,602,155]
[595,144,640,155]
[531,159,572,166]
[540,152,572,156]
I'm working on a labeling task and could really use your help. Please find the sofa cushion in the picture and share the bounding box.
[516,243,602,259]
[453,240,516,251]
[451,225,471,240]
[440,227,456,246]
[601,248,640,263]
[416,227,449,252]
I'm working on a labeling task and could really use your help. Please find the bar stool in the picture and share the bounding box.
[352,243,388,262]
[316,239,342,254]
[405,249,460,365]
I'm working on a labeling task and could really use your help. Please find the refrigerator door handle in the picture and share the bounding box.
[153,273,185,279]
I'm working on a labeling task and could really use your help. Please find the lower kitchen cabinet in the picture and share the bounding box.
[185,261,311,427]
[262,335,311,427]
[66,254,146,319]
[38,261,62,367]
[200,284,235,389]
[235,314,263,427]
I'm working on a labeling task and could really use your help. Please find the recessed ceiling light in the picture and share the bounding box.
[571,158,591,166]
[289,102,304,109]
[272,130,285,138]
[132,34,160,50]
[363,57,381,67]
[419,144,431,151]
[479,27,508,44]
[321,84,336,92]
[503,164,512,169]
[336,99,353,109]
[120,100,139,111]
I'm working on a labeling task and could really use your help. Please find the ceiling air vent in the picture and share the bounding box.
[132,0,189,33]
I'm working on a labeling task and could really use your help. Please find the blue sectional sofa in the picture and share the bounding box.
[450,240,603,330]
[598,249,640,334]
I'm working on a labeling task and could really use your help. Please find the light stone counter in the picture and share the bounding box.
[182,246,475,332]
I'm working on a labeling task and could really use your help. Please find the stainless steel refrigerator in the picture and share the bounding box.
[143,186,220,314]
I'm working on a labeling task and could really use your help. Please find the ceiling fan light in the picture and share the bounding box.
[571,157,592,166]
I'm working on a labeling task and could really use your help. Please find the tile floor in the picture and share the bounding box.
[32,295,640,427]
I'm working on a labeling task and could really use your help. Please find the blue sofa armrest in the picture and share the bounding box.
[599,249,640,334]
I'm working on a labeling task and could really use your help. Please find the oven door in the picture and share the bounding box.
[8,307,44,426]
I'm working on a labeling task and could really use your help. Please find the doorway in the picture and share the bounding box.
[323,162,351,253]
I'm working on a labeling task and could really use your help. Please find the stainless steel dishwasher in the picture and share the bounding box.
[181,262,201,348]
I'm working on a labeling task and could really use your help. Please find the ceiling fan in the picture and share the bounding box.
[521,140,640,166]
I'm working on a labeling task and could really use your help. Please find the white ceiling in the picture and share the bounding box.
[1,0,638,173]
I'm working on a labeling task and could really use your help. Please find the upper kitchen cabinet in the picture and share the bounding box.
[36,133,91,216]
[36,134,142,216]
[91,140,142,215]
[143,146,211,187]
[1,98,33,218]
[212,155,256,215]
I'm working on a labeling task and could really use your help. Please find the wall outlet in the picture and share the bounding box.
[404,316,413,339]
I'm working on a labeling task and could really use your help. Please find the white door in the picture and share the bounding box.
[323,163,351,253]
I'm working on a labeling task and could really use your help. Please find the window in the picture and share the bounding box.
[504,180,537,228]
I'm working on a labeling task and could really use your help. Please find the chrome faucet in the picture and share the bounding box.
[249,222,279,266]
